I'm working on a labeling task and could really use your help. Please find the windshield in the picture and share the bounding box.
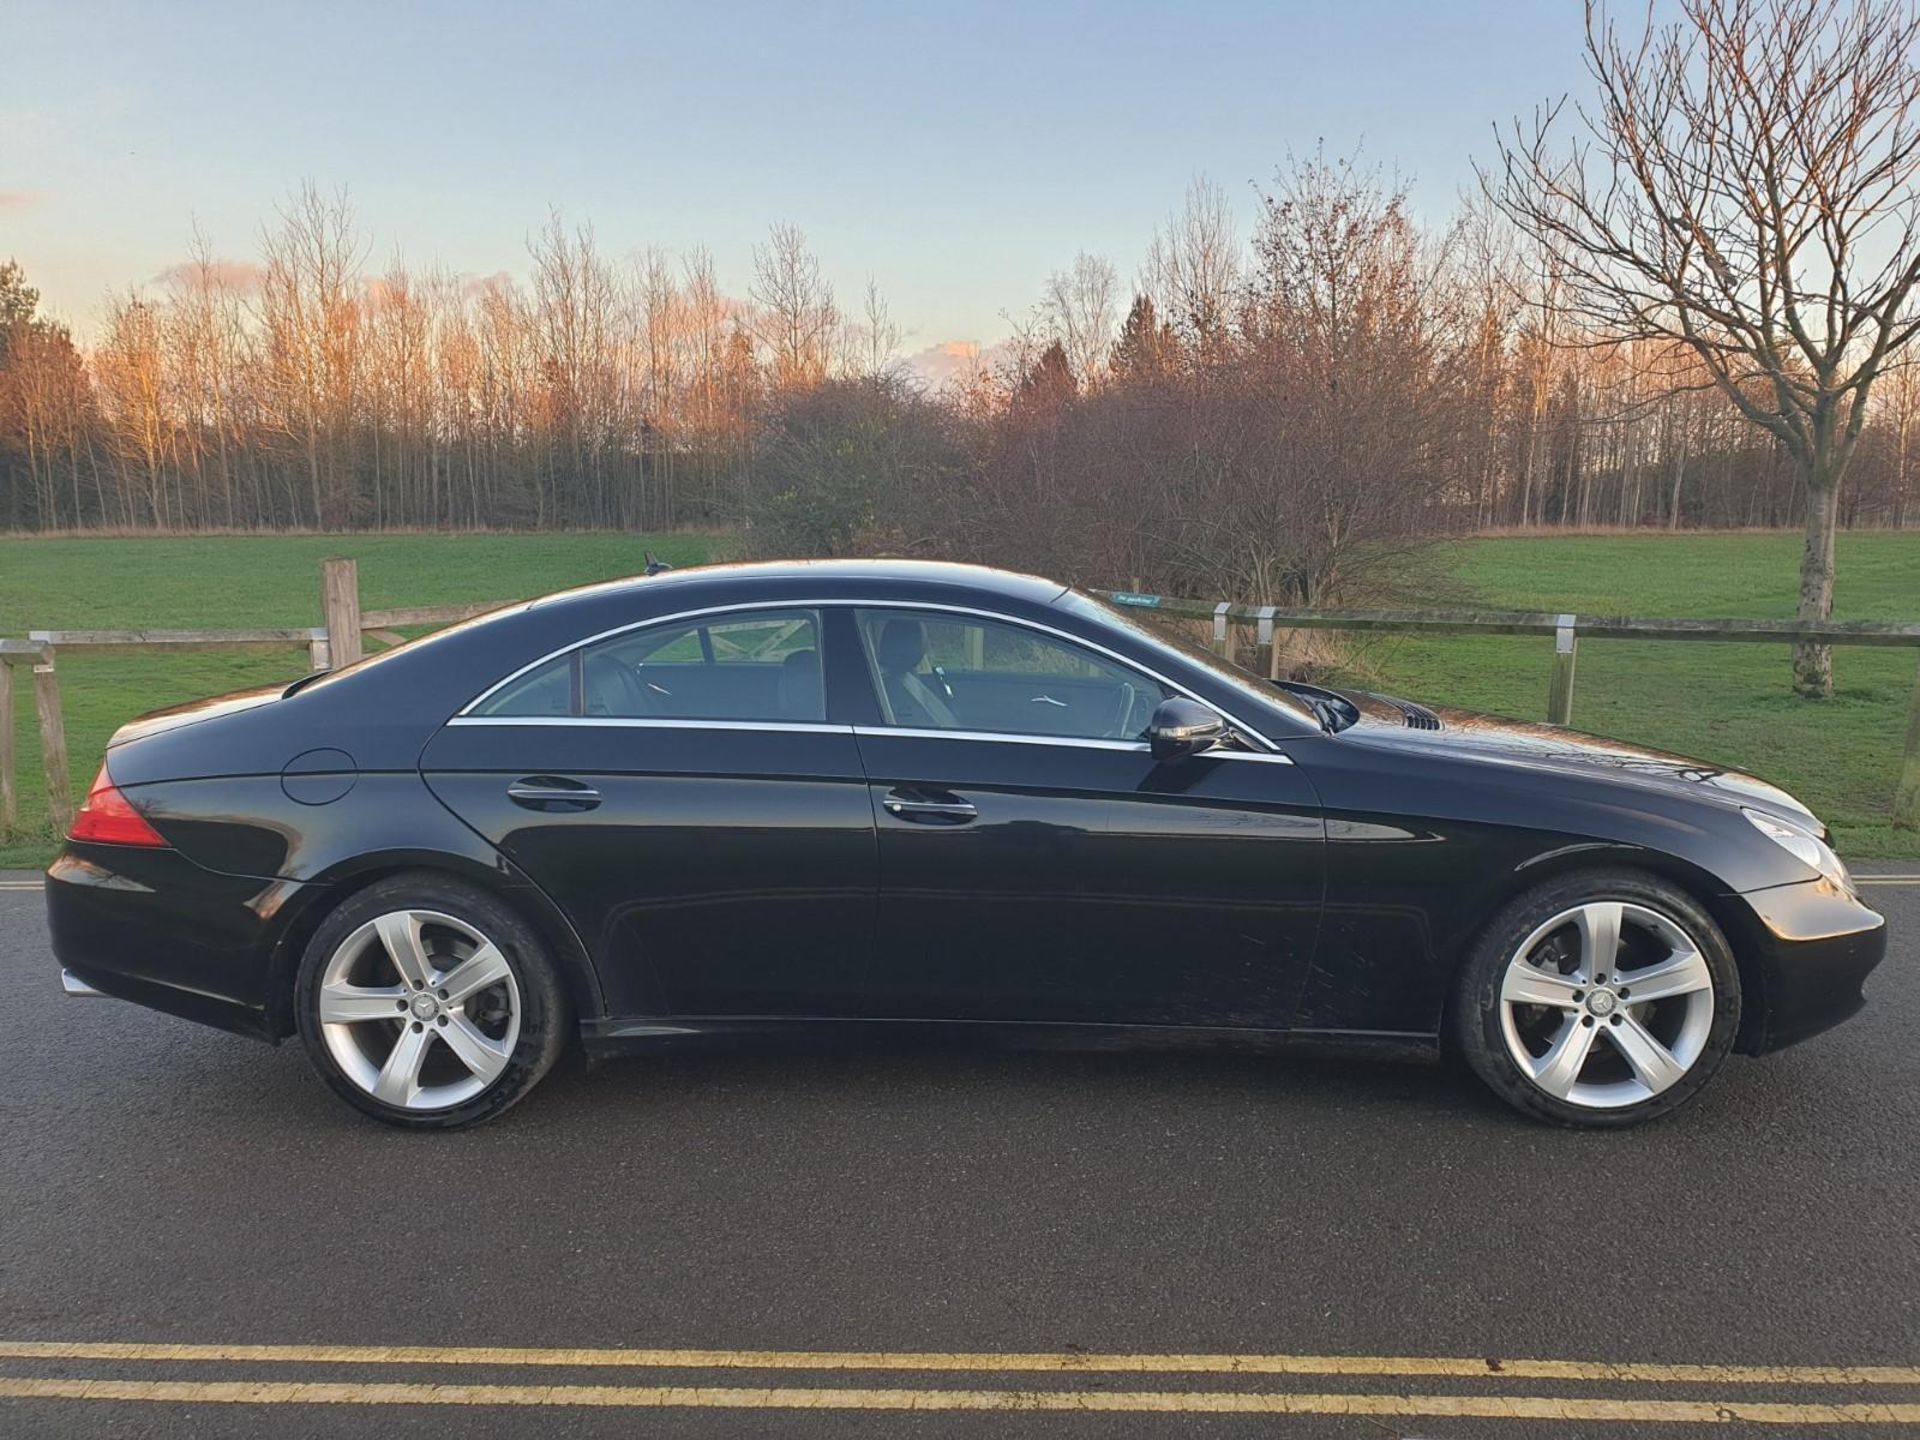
[1058,590,1323,736]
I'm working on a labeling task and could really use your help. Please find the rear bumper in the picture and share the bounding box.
[1738,879,1888,1054]
[46,843,316,1042]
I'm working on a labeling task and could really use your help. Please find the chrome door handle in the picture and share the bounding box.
[507,778,602,810]
[883,790,978,823]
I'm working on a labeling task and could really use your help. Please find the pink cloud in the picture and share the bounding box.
[0,189,49,211]
[906,338,1015,390]
[153,258,268,296]
[461,269,516,298]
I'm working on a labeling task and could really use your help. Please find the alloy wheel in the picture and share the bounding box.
[316,909,522,1111]
[1497,900,1716,1110]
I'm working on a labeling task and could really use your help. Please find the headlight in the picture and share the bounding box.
[1743,807,1852,890]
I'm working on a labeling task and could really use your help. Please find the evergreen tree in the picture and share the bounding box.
[1110,294,1177,380]
[1016,340,1077,413]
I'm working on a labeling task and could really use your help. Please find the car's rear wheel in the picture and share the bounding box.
[1452,869,1740,1127]
[293,873,569,1130]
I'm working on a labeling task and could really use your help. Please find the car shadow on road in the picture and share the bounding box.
[534,1041,1505,1128]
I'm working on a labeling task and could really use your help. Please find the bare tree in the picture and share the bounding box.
[94,294,171,526]
[750,223,837,389]
[1490,0,1920,696]
[854,276,900,379]
[1143,175,1240,356]
[258,183,367,526]
[528,213,622,524]
[1881,358,1920,526]
[1449,193,1522,527]
[163,226,254,526]
[1041,252,1120,387]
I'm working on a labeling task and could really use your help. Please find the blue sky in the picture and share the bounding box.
[5,0,1592,350]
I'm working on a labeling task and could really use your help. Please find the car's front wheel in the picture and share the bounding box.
[1452,869,1741,1127]
[294,873,569,1129]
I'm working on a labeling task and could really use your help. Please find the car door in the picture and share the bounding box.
[420,606,877,1020]
[846,605,1325,1028]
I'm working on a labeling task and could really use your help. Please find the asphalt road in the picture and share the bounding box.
[1,869,1916,1438]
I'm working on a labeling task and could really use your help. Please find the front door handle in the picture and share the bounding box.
[883,788,978,824]
[507,777,602,811]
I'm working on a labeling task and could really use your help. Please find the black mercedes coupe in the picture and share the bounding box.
[46,560,1886,1129]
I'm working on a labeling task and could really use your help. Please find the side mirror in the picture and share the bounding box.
[1147,696,1227,761]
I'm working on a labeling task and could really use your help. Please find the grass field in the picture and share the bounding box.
[1,529,1916,866]
[1325,531,1920,859]
[0,533,724,867]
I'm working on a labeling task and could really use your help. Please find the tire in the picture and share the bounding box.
[294,872,570,1130]
[1449,868,1741,1128]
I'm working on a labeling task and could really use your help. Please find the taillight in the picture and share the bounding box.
[68,766,169,847]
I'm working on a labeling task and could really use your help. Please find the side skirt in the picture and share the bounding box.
[579,1015,1439,1065]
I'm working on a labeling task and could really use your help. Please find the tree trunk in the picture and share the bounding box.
[1898,410,1912,529]
[1793,474,1840,698]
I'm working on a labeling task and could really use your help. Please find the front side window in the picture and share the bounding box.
[1059,589,1322,737]
[854,609,1170,741]
[474,609,824,723]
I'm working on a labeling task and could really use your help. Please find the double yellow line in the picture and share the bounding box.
[3,1342,1917,1423]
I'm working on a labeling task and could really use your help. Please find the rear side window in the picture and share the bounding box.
[473,609,825,724]
[474,655,574,717]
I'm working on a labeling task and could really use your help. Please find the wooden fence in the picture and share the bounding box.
[1094,589,1920,829]
[3,560,1918,835]
[0,639,66,837]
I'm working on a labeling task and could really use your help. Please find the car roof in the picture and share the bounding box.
[295,557,1078,718]
[531,558,1071,612]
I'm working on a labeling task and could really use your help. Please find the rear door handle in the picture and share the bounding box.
[507,777,602,811]
[883,788,978,824]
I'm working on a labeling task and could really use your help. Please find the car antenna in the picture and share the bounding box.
[644,552,674,576]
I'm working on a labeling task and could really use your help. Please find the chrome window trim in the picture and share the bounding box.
[460,596,1282,752]
[464,600,827,717]
[443,714,1292,763]
[855,726,1145,753]
[853,725,1293,763]
[446,716,853,735]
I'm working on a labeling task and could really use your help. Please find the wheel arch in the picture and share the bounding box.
[264,850,605,1039]
[1444,841,1768,1053]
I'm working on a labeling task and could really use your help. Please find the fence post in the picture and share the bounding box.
[1896,650,1920,831]
[34,656,72,835]
[1547,613,1578,726]
[1212,602,1230,656]
[321,558,362,670]
[0,658,14,833]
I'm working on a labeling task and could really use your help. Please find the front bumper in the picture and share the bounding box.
[1738,878,1888,1054]
[46,843,317,1041]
